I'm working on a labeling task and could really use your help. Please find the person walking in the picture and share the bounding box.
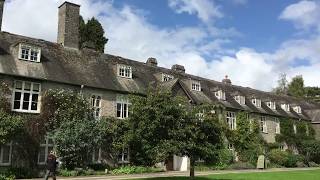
[44,150,58,180]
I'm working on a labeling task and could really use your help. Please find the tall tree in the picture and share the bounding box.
[273,73,288,95]
[288,75,305,98]
[79,16,108,53]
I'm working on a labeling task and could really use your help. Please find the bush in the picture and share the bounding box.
[58,168,104,177]
[217,149,234,165]
[308,162,320,167]
[0,175,15,180]
[268,149,302,167]
[110,166,163,175]
[228,162,255,170]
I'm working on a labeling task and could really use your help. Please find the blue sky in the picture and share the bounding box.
[2,0,320,90]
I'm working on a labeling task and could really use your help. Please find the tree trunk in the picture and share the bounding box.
[190,157,195,179]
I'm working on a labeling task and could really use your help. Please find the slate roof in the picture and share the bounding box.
[0,31,320,121]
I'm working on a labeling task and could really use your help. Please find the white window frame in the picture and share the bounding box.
[267,101,276,110]
[118,148,129,163]
[228,143,234,151]
[279,144,285,151]
[281,104,290,112]
[215,90,226,100]
[162,73,174,82]
[226,111,236,130]
[275,118,280,134]
[12,80,41,113]
[293,106,302,114]
[260,116,267,133]
[19,43,41,62]
[117,64,132,78]
[252,98,261,108]
[38,137,54,165]
[234,95,245,105]
[191,80,201,91]
[0,142,12,166]
[91,95,102,120]
[116,95,130,119]
[293,124,297,134]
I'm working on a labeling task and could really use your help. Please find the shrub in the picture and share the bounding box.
[217,149,234,165]
[0,175,15,180]
[228,162,255,170]
[268,149,302,167]
[110,166,163,175]
[308,162,320,167]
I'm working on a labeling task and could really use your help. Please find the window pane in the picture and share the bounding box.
[24,82,31,91]
[14,92,21,101]
[32,84,40,92]
[23,93,30,110]
[2,145,11,164]
[38,147,46,163]
[117,104,121,118]
[15,81,23,90]
[31,102,38,110]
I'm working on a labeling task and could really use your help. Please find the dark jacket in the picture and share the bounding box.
[46,154,57,171]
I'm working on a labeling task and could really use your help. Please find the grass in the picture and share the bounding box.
[133,169,320,180]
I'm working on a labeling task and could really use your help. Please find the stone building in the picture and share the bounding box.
[0,1,320,170]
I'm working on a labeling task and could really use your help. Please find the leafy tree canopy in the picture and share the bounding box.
[288,75,305,98]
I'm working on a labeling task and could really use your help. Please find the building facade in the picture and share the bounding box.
[1,1,320,169]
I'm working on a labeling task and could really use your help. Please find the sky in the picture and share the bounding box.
[2,0,320,91]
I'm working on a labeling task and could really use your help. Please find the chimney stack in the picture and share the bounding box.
[57,2,80,49]
[171,64,185,73]
[0,0,5,31]
[222,75,232,85]
[146,57,158,67]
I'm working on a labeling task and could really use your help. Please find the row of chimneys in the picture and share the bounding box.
[0,1,232,84]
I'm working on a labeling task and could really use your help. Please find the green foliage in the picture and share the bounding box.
[79,16,108,52]
[227,162,255,170]
[268,149,302,167]
[0,110,24,144]
[110,166,163,175]
[42,89,101,169]
[304,87,320,102]
[288,75,305,98]
[227,112,265,165]
[0,175,14,180]
[273,73,288,95]
[300,140,320,164]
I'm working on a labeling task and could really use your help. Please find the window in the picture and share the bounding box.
[116,95,130,119]
[12,81,41,113]
[260,116,267,133]
[275,118,280,134]
[92,148,101,163]
[162,73,174,82]
[0,142,12,166]
[38,137,54,165]
[91,95,102,120]
[267,101,276,110]
[118,148,129,163]
[252,98,261,108]
[293,124,297,134]
[215,90,226,100]
[118,65,132,78]
[234,95,245,105]
[19,44,41,62]
[226,111,236,130]
[191,81,201,91]
[279,144,285,151]
[293,106,302,114]
[281,104,290,112]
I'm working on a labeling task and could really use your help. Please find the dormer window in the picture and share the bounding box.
[234,95,245,105]
[267,101,276,110]
[162,73,174,82]
[191,81,201,91]
[293,106,302,114]
[281,104,290,112]
[118,65,132,78]
[215,90,226,100]
[19,44,41,62]
[252,98,261,108]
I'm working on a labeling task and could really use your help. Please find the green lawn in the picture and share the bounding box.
[134,169,320,180]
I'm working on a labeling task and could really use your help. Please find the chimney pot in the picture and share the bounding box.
[0,0,5,32]
[222,75,232,85]
[171,64,185,73]
[146,57,158,67]
[57,1,80,50]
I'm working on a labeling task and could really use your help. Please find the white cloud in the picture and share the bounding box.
[168,0,223,23]
[279,0,320,30]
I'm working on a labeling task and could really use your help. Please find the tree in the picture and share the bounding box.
[128,88,224,179]
[273,73,288,95]
[305,87,320,103]
[79,16,108,53]
[288,75,305,98]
